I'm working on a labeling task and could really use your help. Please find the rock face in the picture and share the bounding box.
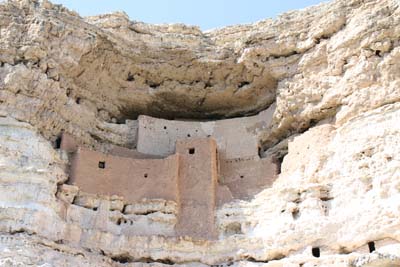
[0,0,400,266]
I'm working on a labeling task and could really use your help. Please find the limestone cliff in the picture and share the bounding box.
[0,0,400,266]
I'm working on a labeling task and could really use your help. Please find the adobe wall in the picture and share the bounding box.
[108,145,162,159]
[136,105,274,159]
[219,156,278,200]
[175,138,218,239]
[69,147,180,203]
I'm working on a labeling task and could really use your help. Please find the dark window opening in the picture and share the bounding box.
[187,134,191,137]
[144,173,148,178]
[189,148,195,154]
[92,207,98,211]
[163,126,167,130]
[375,50,381,57]
[75,97,81,104]
[312,247,320,258]
[368,241,375,253]
[240,175,244,179]
[98,161,105,169]
[55,136,62,149]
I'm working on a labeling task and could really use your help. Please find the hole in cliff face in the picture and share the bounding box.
[238,81,250,88]
[66,88,72,97]
[126,72,135,81]
[368,241,376,252]
[75,97,81,104]
[111,254,133,264]
[240,175,244,179]
[144,173,148,178]
[375,50,381,57]
[146,80,160,89]
[312,247,320,258]
[98,161,106,169]
[274,156,284,174]
[225,222,243,236]
[188,148,195,154]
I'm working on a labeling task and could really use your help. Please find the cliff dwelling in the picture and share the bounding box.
[2,0,400,266]
[59,111,279,240]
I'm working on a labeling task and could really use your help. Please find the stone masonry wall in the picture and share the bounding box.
[69,147,180,203]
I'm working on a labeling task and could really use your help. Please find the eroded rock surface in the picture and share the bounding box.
[0,0,399,266]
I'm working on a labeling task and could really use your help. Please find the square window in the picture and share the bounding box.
[188,148,195,154]
[98,161,106,169]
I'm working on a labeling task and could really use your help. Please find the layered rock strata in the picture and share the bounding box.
[0,0,400,266]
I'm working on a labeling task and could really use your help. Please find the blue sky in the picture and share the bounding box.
[51,0,326,30]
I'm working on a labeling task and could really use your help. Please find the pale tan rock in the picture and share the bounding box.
[57,184,79,203]
[0,0,399,266]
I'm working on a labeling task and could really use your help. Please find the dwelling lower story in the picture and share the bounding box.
[59,133,278,240]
